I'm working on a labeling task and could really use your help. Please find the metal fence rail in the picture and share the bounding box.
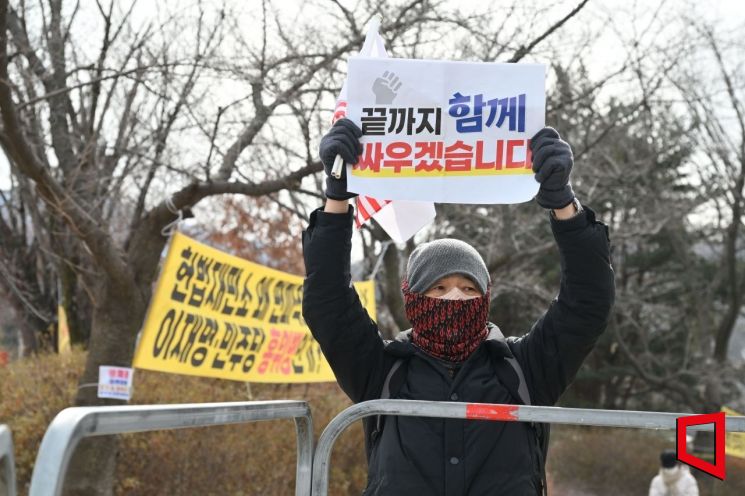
[28,400,313,496]
[311,400,745,496]
[0,425,17,496]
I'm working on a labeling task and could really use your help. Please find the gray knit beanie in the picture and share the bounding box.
[405,238,490,294]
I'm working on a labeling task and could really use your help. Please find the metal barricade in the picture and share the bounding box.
[29,400,313,496]
[311,399,745,495]
[0,425,17,496]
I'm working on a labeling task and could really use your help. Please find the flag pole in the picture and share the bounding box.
[331,15,382,179]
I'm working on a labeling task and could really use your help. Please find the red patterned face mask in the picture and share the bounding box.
[402,280,490,363]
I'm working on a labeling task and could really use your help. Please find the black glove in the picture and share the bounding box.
[530,127,575,210]
[319,118,363,201]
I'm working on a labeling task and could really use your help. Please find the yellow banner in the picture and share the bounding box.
[133,232,376,383]
[723,406,745,459]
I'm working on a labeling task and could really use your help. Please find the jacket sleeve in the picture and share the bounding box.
[510,205,615,406]
[302,206,391,403]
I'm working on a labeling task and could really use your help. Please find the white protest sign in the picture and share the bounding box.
[346,57,545,204]
[98,365,134,400]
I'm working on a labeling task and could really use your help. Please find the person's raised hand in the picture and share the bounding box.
[530,127,575,210]
[319,118,363,201]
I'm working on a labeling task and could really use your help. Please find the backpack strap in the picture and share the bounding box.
[376,358,406,433]
[504,356,531,405]
[381,358,406,399]
[495,350,548,496]
[363,336,415,457]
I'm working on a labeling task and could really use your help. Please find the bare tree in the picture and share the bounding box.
[663,21,745,409]
[1,0,598,492]
[6,0,742,492]
[0,176,56,352]
[0,0,447,492]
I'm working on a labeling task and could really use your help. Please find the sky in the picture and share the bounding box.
[1,0,744,192]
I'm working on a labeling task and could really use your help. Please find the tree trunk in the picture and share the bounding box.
[62,279,145,495]
[17,318,39,355]
[58,260,90,345]
[7,295,44,355]
[62,437,120,496]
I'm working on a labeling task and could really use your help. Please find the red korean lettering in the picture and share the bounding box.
[257,329,304,375]
[383,142,413,173]
[414,141,444,172]
[356,142,383,172]
[506,139,527,168]
[475,140,494,169]
[445,140,473,172]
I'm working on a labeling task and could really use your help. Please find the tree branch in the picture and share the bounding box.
[0,0,136,294]
[507,0,590,63]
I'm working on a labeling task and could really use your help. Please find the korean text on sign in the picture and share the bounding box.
[98,366,134,400]
[346,57,546,204]
[133,232,376,383]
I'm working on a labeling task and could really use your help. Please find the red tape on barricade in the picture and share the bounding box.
[465,404,519,421]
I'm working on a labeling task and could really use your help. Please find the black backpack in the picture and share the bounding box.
[370,354,550,495]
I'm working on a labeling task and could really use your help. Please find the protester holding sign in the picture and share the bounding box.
[303,116,614,495]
